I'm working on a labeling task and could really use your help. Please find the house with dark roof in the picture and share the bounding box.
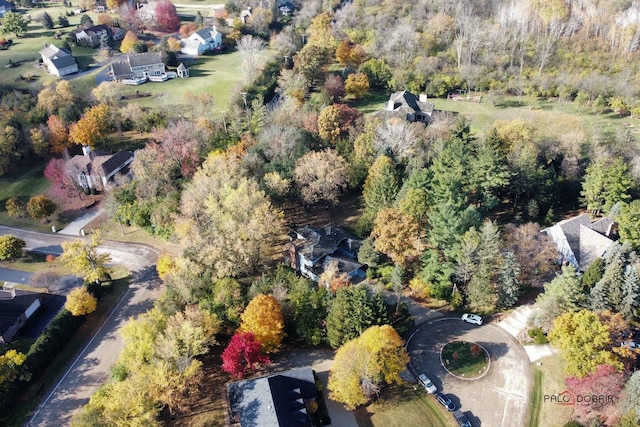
[109,52,165,82]
[180,25,222,56]
[227,367,317,427]
[39,43,78,76]
[277,0,296,15]
[74,24,124,48]
[286,224,365,284]
[68,147,134,191]
[542,214,615,272]
[0,289,42,344]
[375,90,434,123]
[0,0,14,18]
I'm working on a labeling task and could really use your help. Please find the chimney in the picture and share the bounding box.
[419,93,428,103]
[44,42,49,48]
[82,145,91,157]
[386,99,394,111]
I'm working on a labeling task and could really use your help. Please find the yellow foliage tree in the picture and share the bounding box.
[69,104,111,148]
[60,232,112,284]
[328,325,409,409]
[166,36,181,52]
[371,207,420,266]
[344,72,370,99]
[156,253,176,281]
[120,30,139,53]
[65,286,98,316]
[239,294,284,353]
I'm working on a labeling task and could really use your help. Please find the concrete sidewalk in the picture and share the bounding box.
[58,207,104,236]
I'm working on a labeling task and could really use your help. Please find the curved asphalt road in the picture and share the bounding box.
[407,318,531,427]
[0,226,161,427]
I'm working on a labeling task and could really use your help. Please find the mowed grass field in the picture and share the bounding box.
[354,383,458,427]
[530,355,573,427]
[355,91,640,145]
[0,3,254,110]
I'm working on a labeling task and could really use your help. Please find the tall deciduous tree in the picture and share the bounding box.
[371,208,419,266]
[238,294,284,353]
[69,104,111,148]
[26,195,57,219]
[47,115,70,153]
[221,332,269,379]
[65,286,98,316]
[237,35,266,84]
[317,103,362,143]
[120,30,139,53]
[328,325,409,410]
[154,0,180,31]
[293,149,347,206]
[0,235,25,260]
[175,153,283,279]
[0,350,30,392]
[549,309,622,377]
[564,364,625,422]
[344,72,370,99]
[1,12,28,37]
[60,233,112,284]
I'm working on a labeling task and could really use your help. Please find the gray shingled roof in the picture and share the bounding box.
[293,224,353,262]
[543,214,614,271]
[110,61,132,79]
[228,367,315,427]
[0,290,42,343]
[100,150,133,177]
[40,44,77,69]
[128,52,163,68]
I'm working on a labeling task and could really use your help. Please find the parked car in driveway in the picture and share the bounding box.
[461,313,483,325]
[436,392,456,411]
[417,373,437,394]
[454,410,472,427]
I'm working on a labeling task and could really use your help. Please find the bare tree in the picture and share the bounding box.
[293,149,347,206]
[237,35,267,84]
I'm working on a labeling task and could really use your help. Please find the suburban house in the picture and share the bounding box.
[227,367,318,427]
[180,25,222,56]
[0,0,14,18]
[68,147,134,191]
[39,43,79,76]
[278,0,296,16]
[543,213,615,272]
[375,90,434,123]
[0,289,42,344]
[136,1,157,21]
[109,52,165,81]
[286,224,365,284]
[74,24,124,48]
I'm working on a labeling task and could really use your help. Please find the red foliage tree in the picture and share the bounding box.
[564,364,626,423]
[155,0,180,32]
[44,158,77,202]
[221,332,270,379]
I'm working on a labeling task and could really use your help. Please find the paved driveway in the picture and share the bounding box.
[407,318,531,427]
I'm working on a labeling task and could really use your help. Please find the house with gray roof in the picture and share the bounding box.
[180,25,222,56]
[68,147,134,191]
[286,224,365,284]
[74,24,124,48]
[0,289,42,344]
[375,90,434,123]
[542,214,615,272]
[227,367,317,427]
[39,43,78,76]
[109,52,165,81]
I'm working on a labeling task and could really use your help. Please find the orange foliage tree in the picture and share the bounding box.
[238,294,284,353]
[47,115,70,153]
[120,30,138,53]
[69,104,110,148]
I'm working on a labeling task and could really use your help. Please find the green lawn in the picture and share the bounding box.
[528,368,543,427]
[0,251,72,275]
[354,383,458,427]
[532,355,573,427]
[441,341,489,378]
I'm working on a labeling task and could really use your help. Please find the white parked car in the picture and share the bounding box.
[417,373,438,394]
[461,313,483,325]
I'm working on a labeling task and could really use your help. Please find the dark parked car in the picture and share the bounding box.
[435,392,456,411]
[454,410,472,427]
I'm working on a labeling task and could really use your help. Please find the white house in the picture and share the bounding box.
[39,43,79,76]
[109,52,165,81]
[180,25,222,56]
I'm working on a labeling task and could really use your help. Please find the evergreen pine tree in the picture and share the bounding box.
[498,251,521,308]
[42,11,54,30]
[621,265,640,320]
[590,279,609,311]
[195,11,204,28]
